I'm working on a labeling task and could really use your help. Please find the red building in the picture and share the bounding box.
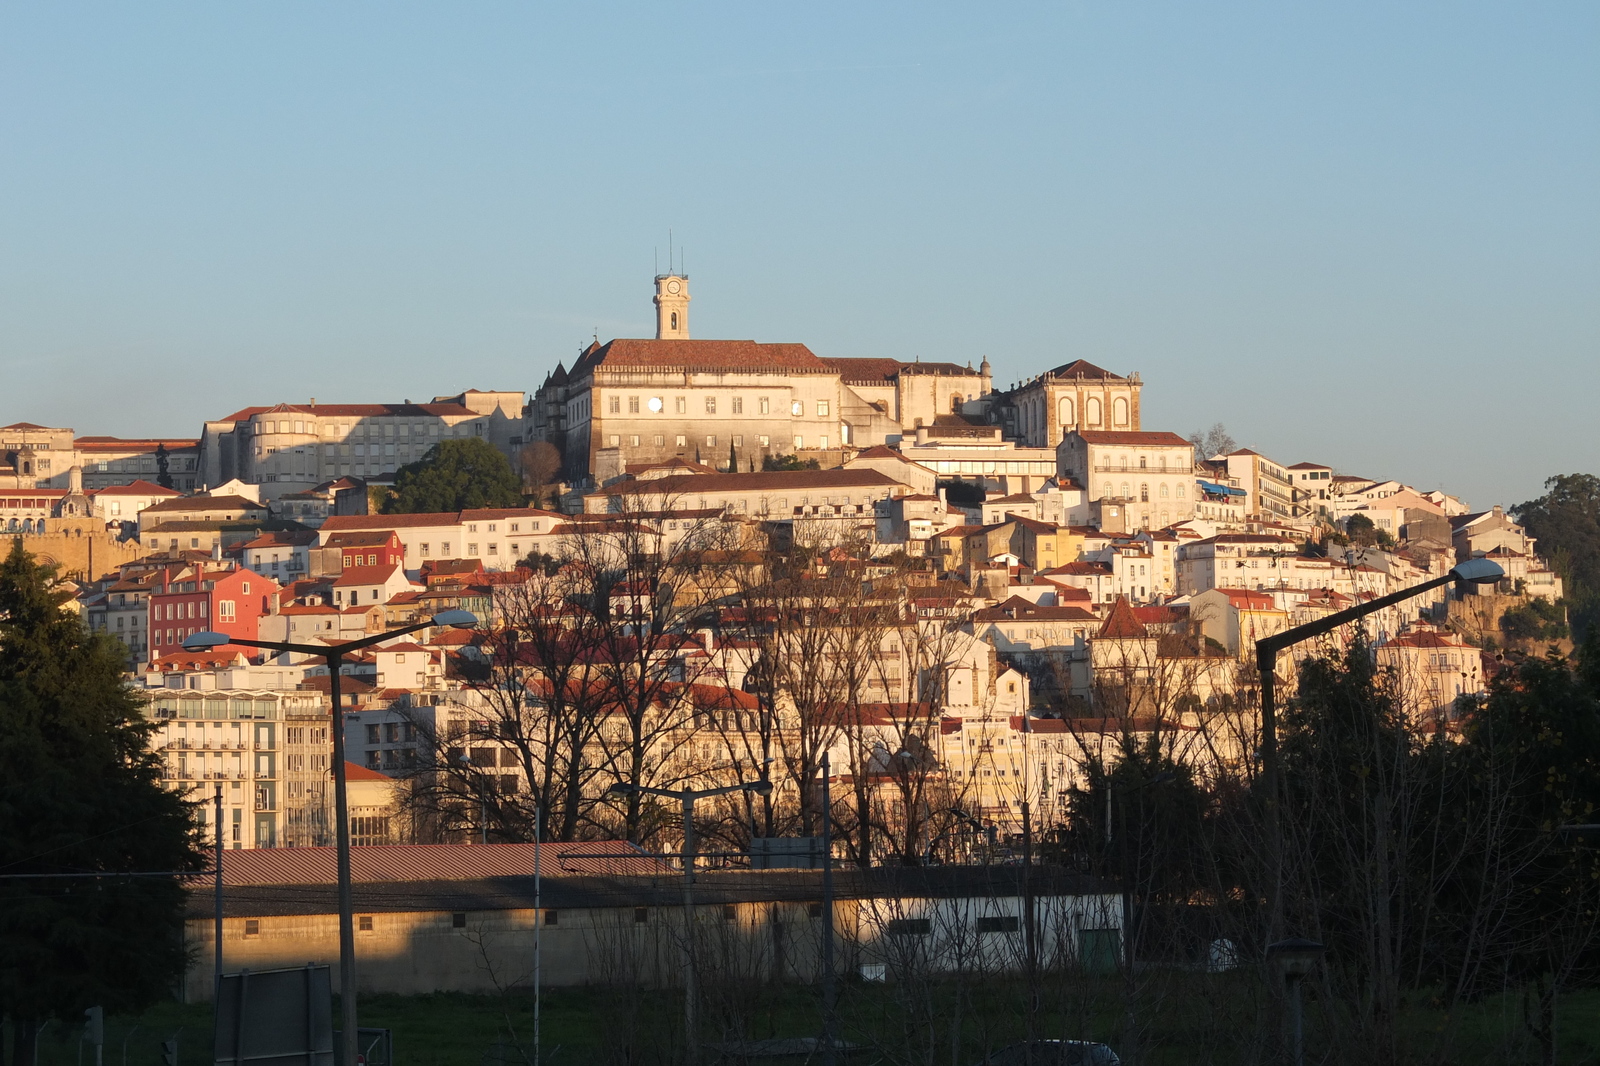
[324,530,406,572]
[148,564,280,660]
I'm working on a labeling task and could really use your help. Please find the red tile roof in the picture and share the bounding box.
[219,402,473,423]
[1074,431,1192,447]
[332,564,406,586]
[575,338,831,376]
[217,841,671,886]
[1042,359,1124,380]
[1097,597,1148,639]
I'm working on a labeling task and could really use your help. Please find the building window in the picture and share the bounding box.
[705,397,717,414]
[816,400,830,418]
[670,311,678,330]
[732,435,743,447]
[1113,397,1129,425]
[706,436,716,447]
[1087,397,1102,425]
[732,397,743,414]
[630,435,640,447]
[452,912,467,928]
[244,919,261,937]
[758,435,769,447]
[1159,483,1169,498]
[655,435,665,446]
[544,910,558,926]
[634,908,649,923]
[358,915,374,932]
[608,396,620,414]
[759,397,770,415]
[608,435,620,447]
[791,400,804,416]
[628,396,640,414]
[1140,484,1149,502]
[675,397,687,414]
[887,918,932,937]
[676,435,687,447]
[819,436,828,450]
[793,436,804,450]
[1176,483,1186,499]
[976,916,1019,933]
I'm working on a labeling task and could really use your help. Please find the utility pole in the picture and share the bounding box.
[213,784,223,994]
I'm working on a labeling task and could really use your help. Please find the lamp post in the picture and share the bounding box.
[183,608,478,1066]
[607,777,774,1065]
[1265,938,1325,1066]
[1253,559,1502,939]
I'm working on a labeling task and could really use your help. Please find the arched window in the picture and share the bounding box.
[1120,482,1131,499]
[1119,455,1129,471]
[1176,483,1186,499]
[1113,397,1129,425]
[1103,483,1113,498]
[1160,510,1170,526]
[1159,456,1168,472]
[670,312,678,330]
[1159,483,1169,498]
[1059,397,1074,425]
[1139,456,1147,470]
[1140,483,1149,502]
[1086,397,1102,425]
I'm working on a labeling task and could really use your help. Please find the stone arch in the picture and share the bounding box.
[1058,396,1074,426]
[1113,396,1129,426]
[1086,397,1102,426]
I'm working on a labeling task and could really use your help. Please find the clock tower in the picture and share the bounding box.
[653,274,690,340]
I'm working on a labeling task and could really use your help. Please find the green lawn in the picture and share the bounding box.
[23,979,1600,1066]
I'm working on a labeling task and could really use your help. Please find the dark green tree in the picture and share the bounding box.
[761,454,820,472]
[383,438,525,514]
[1514,473,1600,639]
[0,540,202,1062]
[1345,512,1379,546]
[153,443,173,490]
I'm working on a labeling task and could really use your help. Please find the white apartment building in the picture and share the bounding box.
[317,508,570,573]
[144,688,326,850]
[1056,431,1197,533]
[197,391,527,500]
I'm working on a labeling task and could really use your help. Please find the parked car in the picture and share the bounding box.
[972,1041,1120,1066]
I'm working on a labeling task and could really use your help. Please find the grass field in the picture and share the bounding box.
[22,978,1600,1066]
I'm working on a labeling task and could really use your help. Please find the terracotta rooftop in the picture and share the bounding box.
[215,841,671,887]
[1096,596,1149,639]
[1074,431,1192,447]
[573,338,831,376]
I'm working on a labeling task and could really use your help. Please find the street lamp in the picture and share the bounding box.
[1265,937,1325,1066]
[1254,559,1503,938]
[183,608,477,1066]
[607,777,774,1065]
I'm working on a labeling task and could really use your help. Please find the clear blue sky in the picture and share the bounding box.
[2,2,1595,510]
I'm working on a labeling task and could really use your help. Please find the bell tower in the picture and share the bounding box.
[654,274,690,339]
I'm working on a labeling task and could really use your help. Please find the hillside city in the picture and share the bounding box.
[2,274,1561,859]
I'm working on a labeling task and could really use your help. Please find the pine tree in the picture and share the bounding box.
[0,540,202,1060]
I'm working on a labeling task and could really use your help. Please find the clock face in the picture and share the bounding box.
[666,280,681,295]
[648,396,664,413]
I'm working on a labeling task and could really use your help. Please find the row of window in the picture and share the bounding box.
[606,433,831,452]
[255,420,483,439]
[1100,482,1187,502]
[604,395,829,418]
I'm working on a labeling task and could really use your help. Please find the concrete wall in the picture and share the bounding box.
[182,891,1123,1001]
